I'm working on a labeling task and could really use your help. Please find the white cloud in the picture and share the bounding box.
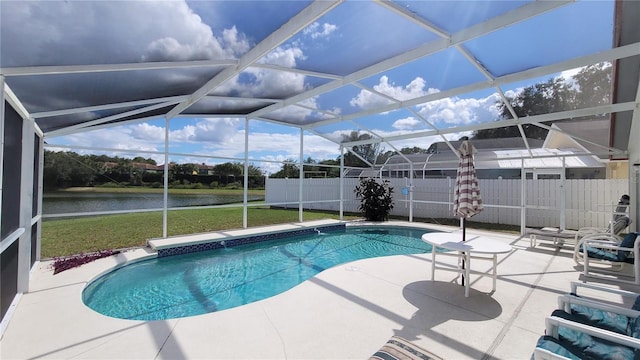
[392,117,422,130]
[260,46,306,68]
[350,76,440,110]
[131,123,165,142]
[217,46,307,99]
[136,3,251,61]
[416,93,502,126]
[49,126,166,163]
[171,118,240,142]
[303,22,338,39]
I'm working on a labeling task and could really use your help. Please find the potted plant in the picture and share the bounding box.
[354,177,394,221]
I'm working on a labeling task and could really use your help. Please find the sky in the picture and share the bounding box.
[0,0,615,174]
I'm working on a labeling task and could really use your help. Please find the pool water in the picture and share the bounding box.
[82,226,435,320]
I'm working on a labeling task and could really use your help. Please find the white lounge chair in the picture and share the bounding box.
[533,283,640,359]
[575,232,640,285]
[569,281,640,310]
[533,314,640,359]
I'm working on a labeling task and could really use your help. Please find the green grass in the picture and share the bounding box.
[42,187,520,259]
[42,207,361,258]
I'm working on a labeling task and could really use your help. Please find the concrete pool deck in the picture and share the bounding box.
[2,220,639,359]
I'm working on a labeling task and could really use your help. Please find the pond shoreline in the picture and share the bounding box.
[43,187,265,215]
[48,186,265,196]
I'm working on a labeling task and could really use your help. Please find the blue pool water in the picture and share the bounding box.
[82,226,435,320]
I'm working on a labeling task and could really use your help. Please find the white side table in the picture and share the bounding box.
[422,232,512,297]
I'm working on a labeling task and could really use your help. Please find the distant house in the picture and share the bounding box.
[197,163,215,175]
[102,161,163,173]
[132,162,163,173]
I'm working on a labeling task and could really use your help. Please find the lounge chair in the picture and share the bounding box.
[569,281,640,310]
[556,294,640,334]
[528,227,579,248]
[370,336,443,360]
[533,284,640,359]
[576,232,640,285]
[533,314,640,359]
[576,194,632,238]
[573,232,625,267]
[529,195,631,250]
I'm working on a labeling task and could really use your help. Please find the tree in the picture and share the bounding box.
[474,64,611,140]
[341,131,383,167]
[131,156,157,165]
[573,62,612,109]
[269,160,300,178]
[247,163,264,177]
[43,150,98,189]
[400,146,429,154]
[318,159,340,178]
[214,162,243,177]
[477,78,574,140]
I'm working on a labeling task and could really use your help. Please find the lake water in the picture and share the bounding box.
[43,192,264,215]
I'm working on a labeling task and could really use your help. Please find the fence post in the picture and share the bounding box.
[520,161,526,235]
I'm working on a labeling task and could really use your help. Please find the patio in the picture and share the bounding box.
[1,0,640,357]
[2,221,639,359]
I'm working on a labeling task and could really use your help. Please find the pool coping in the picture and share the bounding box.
[147,219,347,257]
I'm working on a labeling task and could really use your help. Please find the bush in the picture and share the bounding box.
[354,177,394,221]
[51,249,121,274]
[225,182,242,189]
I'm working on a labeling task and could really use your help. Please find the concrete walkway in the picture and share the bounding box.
[2,221,639,359]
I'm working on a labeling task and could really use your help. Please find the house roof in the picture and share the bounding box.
[1,0,638,162]
[383,137,604,171]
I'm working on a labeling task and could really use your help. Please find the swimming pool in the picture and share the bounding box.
[82,226,436,320]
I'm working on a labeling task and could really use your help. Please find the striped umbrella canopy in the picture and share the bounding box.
[453,139,482,287]
[453,139,483,235]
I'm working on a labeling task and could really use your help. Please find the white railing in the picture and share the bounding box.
[265,178,629,230]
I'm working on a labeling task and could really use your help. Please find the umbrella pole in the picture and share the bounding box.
[462,217,466,286]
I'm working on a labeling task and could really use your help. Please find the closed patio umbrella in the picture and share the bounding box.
[453,137,483,285]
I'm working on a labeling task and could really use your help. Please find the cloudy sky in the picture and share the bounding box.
[0,0,614,174]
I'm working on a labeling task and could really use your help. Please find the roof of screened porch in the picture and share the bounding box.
[1,0,639,232]
[1,0,637,154]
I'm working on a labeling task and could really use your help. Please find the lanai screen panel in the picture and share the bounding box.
[0,0,631,158]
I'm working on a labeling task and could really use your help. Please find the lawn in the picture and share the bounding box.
[42,206,361,258]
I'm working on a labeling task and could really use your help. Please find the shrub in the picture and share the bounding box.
[354,177,394,221]
[51,249,121,274]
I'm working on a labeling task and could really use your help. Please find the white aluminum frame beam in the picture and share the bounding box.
[340,101,636,151]
[46,100,178,137]
[0,59,235,77]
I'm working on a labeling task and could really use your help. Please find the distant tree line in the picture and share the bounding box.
[43,150,266,190]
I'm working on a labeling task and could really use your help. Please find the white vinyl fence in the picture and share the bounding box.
[265,178,629,231]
